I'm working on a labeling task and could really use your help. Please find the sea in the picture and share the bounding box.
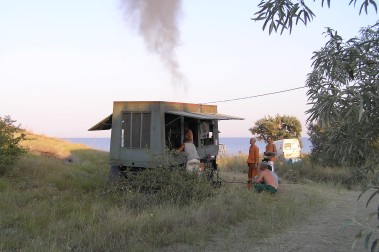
[62,137,313,155]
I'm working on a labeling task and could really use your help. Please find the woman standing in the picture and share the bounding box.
[176,129,200,173]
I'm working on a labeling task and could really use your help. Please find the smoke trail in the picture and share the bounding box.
[121,0,186,88]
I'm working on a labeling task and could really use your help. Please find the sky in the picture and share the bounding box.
[1,0,378,138]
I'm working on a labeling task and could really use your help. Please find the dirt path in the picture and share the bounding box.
[166,183,378,252]
[248,185,376,252]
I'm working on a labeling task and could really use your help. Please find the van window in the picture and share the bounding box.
[284,143,291,150]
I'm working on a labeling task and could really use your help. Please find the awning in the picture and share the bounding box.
[88,111,243,131]
[166,111,244,120]
[88,114,112,131]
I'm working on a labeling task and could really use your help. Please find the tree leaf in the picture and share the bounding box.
[365,231,373,249]
[369,0,378,12]
[358,186,371,201]
[366,190,379,208]
[371,239,379,252]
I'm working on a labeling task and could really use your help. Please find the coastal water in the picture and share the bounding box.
[62,137,312,155]
[220,137,312,155]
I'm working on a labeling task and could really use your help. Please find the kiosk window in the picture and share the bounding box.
[121,112,151,148]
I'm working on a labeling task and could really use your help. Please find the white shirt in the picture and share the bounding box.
[184,142,199,161]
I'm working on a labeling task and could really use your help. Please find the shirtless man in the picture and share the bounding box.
[253,161,279,194]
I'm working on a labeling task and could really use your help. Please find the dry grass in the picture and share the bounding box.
[20,131,92,159]
[217,153,248,173]
[276,157,366,189]
[0,135,329,251]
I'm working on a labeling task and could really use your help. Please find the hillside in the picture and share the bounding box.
[0,133,373,251]
[21,132,95,160]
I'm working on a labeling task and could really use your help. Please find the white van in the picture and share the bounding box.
[273,138,301,163]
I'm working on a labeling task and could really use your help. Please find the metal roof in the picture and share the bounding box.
[166,111,244,120]
[88,114,112,131]
[88,111,244,131]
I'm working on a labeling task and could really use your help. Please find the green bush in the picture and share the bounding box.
[109,167,216,209]
[0,115,27,175]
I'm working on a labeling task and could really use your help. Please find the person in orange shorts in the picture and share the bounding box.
[247,137,259,189]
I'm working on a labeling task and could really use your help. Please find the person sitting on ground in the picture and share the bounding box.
[253,161,279,194]
[176,129,200,173]
[266,162,281,183]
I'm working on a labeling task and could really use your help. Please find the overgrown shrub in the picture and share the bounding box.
[109,167,216,209]
[0,116,27,175]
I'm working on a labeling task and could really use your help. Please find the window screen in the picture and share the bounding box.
[121,112,151,148]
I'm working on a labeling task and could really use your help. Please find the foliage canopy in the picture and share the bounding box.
[249,114,302,141]
[252,0,378,34]
[306,21,379,166]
